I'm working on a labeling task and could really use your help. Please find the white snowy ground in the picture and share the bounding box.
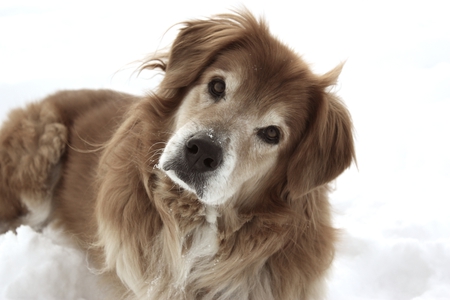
[1,1,449,299]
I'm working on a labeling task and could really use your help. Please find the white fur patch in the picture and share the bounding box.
[176,205,219,289]
[20,195,52,230]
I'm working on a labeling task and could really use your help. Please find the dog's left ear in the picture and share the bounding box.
[142,17,245,93]
[141,12,260,93]
[286,65,355,199]
[161,19,236,89]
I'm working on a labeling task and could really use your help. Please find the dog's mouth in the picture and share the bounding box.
[160,131,225,201]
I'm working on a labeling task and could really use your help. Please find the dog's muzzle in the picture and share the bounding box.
[161,131,224,198]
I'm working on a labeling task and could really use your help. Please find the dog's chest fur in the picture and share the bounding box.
[149,175,221,294]
[177,206,219,287]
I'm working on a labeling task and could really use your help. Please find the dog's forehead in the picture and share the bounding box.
[203,49,313,130]
[211,47,313,100]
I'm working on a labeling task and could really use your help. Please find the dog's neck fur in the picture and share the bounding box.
[97,156,327,300]
[142,171,293,300]
[144,173,221,298]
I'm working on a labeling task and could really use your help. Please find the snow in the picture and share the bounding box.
[0,226,102,300]
[1,1,449,299]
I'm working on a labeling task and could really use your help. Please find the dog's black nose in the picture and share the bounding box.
[185,133,223,172]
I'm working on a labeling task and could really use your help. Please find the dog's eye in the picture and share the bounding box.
[208,79,226,99]
[258,126,280,144]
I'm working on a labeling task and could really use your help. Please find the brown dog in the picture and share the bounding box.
[0,11,355,300]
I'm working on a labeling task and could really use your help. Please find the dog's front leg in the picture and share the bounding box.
[0,101,67,233]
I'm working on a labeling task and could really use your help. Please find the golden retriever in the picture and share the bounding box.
[0,10,355,300]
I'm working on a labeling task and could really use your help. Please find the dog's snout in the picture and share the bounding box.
[185,133,223,172]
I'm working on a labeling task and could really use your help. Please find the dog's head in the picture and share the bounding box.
[147,11,355,206]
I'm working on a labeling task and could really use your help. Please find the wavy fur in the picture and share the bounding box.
[0,10,355,299]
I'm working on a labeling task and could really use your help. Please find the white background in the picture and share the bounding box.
[1,0,449,299]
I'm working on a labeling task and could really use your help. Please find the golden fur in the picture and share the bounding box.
[0,11,355,300]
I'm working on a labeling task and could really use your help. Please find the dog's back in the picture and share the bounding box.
[0,89,135,234]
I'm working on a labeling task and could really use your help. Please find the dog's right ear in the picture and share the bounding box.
[285,66,356,199]
[140,11,261,93]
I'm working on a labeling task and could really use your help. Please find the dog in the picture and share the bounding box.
[0,10,355,300]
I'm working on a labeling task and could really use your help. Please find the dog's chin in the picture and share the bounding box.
[163,169,228,206]
[164,170,196,193]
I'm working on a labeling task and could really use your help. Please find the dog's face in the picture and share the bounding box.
[154,13,354,206]
[159,53,293,205]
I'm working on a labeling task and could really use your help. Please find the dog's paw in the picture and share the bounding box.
[0,102,67,230]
